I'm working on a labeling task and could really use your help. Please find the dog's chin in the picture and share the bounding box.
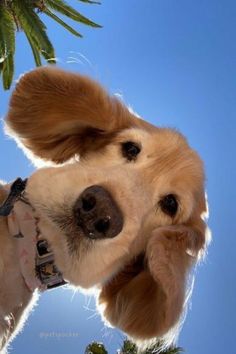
[39,223,115,289]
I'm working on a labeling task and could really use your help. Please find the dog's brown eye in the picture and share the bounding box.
[159,194,178,216]
[122,141,141,161]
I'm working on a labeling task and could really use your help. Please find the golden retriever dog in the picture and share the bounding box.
[0,67,210,352]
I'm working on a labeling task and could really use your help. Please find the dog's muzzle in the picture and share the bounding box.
[73,185,124,240]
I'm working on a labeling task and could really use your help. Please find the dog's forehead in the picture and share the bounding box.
[118,124,199,166]
[117,124,204,193]
[117,122,186,148]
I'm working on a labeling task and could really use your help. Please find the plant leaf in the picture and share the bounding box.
[0,6,15,89]
[0,62,4,77]
[85,341,108,354]
[13,0,55,63]
[78,0,101,4]
[2,53,14,90]
[45,0,102,27]
[44,8,83,37]
[24,31,42,66]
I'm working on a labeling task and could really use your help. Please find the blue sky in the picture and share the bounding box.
[0,0,236,353]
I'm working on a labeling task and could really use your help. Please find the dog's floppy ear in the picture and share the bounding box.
[6,67,135,163]
[99,223,207,342]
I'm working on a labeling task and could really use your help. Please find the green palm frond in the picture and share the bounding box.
[119,339,184,354]
[0,5,15,89]
[24,31,42,66]
[13,1,55,63]
[84,339,184,354]
[2,52,14,90]
[120,339,138,354]
[44,8,83,37]
[0,0,101,89]
[85,341,108,354]
[144,343,184,354]
[0,62,3,77]
[45,0,102,27]
[166,348,184,354]
[78,0,101,4]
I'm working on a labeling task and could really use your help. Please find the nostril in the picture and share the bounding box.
[75,185,124,239]
[94,217,110,234]
[82,195,96,212]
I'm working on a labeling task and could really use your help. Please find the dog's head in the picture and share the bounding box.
[6,68,209,343]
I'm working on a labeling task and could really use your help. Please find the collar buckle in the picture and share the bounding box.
[36,240,67,290]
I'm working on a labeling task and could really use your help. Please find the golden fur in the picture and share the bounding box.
[0,67,210,351]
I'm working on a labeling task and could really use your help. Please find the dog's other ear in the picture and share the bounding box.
[6,67,135,163]
[99,223,207,342]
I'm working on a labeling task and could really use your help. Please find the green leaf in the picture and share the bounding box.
[144,343,184,354]
[120,339,138,354]
[45,0,102,27]
[118,339,184,354]
[85,341,108,354]
[24,31,42,66]
[0,6,15,89]
[44,8,83,37]
[2,53,14,90]
[0,62,4,77]
[13,0,55,62]
[0,6,15,55]
[78,0,101,4]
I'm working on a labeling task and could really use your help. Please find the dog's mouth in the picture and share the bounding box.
[73,185,124,240]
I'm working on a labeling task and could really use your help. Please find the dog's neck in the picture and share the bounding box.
[2,181,66,293]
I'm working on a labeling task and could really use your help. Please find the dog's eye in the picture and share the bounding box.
[159,194,178,216]
[121,141,141,161]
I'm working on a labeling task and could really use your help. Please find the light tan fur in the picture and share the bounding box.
[0,67,210,352]
[0,186,37,352]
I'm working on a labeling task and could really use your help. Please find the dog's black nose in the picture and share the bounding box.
[74,185,124,239]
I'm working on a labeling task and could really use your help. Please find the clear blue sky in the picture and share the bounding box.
[0,1,235,353]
